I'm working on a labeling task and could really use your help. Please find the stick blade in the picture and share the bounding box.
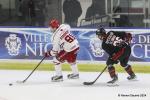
[83,82,94,85]
[16,80,25,84]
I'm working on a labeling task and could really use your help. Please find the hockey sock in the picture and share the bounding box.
[54,64,62,76]
[125,65,135,76]
[70,63,79,74]
[108,66,116,78]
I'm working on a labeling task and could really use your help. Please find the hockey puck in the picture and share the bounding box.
[9,83,13,86]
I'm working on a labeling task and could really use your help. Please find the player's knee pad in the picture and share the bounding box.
[53,57,61,65]
[106,59,113,65]
[124,64,131,69]
[107,65,115,73]
[107,64,114,69]
[120,63,129,68]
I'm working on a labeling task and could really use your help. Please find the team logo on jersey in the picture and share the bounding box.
[5,34,22,56]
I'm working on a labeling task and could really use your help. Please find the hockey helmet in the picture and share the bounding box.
[49,19,60,29]
[96,27,106,36]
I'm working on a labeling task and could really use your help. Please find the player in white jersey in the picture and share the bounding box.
[44,19,80,82]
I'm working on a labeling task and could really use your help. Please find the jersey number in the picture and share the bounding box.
[65,34,75,43]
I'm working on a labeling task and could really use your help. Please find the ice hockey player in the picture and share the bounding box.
[44,19,80,82]
[95,27,136,85]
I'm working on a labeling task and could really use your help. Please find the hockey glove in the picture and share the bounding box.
[44,51,52,57]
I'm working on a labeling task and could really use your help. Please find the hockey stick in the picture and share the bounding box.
[83,66,107,85]
[17,56,46,84]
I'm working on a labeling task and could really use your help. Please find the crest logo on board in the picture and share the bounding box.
[5,34,21,56]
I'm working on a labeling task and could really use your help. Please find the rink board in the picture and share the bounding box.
[0,27,150,62]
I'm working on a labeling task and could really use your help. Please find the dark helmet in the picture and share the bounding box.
[96,27,106,36]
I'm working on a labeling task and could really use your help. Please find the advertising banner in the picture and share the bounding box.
[0,27,150,62]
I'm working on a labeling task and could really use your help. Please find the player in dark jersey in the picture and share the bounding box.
[96,27,136,84]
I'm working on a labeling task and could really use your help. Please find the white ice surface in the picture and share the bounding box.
[0,70,150,100]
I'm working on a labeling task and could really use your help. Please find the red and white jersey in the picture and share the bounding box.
[50,24,79,56]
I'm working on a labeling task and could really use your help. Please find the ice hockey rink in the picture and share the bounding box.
[0,70,150,100]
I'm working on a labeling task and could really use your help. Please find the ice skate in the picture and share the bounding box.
[127,74,137,81]
[107,75,119,86]
[51,75,63,82]
[67,73,79,79]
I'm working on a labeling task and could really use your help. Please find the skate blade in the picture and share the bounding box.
[107,83,119,87]
[128,76,138,81]
[51,79,63,82]
[128,78,138,81]
[68,77,79,79]
[107,81,119,87]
